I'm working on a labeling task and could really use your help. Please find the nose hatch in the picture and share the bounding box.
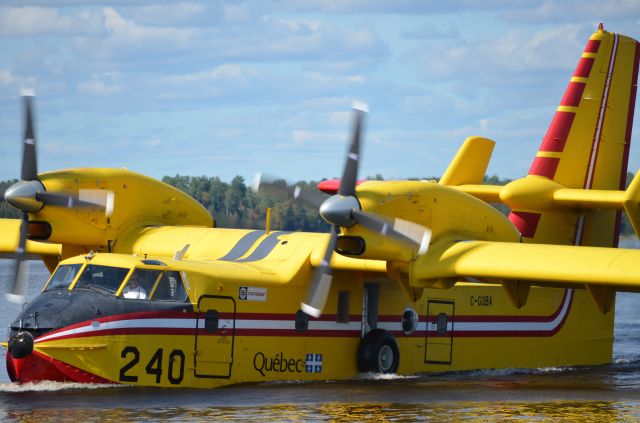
[8,331,34,359]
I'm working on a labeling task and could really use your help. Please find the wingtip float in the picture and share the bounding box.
[1,25,639,388]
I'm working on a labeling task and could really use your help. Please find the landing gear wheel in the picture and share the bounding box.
[357,329,399,373]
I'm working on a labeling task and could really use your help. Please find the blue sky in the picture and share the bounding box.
[0,1,639,184]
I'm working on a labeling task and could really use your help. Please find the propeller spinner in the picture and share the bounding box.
[257,103,431,317]
[1,93,108,302]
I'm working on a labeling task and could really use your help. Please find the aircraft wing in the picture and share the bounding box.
[413,240,640,292]
[0,218,61,258]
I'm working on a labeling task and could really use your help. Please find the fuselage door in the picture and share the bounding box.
[424,299,455,365]
[194,295,236,378]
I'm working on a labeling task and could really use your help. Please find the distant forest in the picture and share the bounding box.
[0,173,636,236]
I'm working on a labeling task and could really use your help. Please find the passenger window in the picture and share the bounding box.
[122,269,161,300]
[45,264,82,291]
[75,265,130,294]
[150,271,188,302]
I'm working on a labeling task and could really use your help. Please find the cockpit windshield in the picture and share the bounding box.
[45,264,83,291]
[74,265,130,294]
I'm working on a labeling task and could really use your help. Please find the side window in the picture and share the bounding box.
[150,271,188,302]
[122,269,161,300]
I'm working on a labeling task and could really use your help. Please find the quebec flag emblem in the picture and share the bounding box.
[305,353,322,373]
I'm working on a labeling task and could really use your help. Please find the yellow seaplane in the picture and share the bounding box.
[1,25,639,388]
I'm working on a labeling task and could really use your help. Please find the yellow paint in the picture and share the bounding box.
[1,27,638,389]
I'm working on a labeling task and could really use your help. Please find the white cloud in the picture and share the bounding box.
[143,138,162,148]
[418,25,583,80]
[503,0,640,23]
[102,7,194,47]
[0,70,15,84]
[292,130,313,144]
[169,64,256,84]
[120,3,207,26]
[78,73,122,95]
[0,6,105,37]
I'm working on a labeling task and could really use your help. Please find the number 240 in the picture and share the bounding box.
[119,346,185,385]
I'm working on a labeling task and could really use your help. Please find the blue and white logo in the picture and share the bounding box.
[305,353,322,373]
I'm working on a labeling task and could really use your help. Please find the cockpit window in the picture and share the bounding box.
[150,271,188,302]
[74,265,130,294]
[45,264,82,291]
[121,269,188,302]
[122,269,161,300]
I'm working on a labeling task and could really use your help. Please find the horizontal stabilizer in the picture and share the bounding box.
[454,171,640,239]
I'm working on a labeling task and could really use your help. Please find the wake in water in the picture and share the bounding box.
[0,381,123,393]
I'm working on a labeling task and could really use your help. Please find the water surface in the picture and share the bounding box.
[0,241,638,421]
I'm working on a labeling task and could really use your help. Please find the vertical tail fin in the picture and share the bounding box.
[509,25,640,247]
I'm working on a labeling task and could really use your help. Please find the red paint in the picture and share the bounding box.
[615,41,640,247]
[560,82,586,107]
[6,350,114,384]
[539,112,576,152]
[584,39,601,53]
[583,34,620,190]
[317,179,364,194]
[528,157,561,179]
[573,57,595,78]
[508,211,542,238]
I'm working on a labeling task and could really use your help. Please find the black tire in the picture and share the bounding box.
[357,329,399,373]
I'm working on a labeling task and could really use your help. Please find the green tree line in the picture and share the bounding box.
[0,174,636,236]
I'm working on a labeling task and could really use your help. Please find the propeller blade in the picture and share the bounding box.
[338,103,367,197]
[21,93,38,182]
[7,212,30,303]
[352,209,431,256]
[35,192,106,210]
[254,173,329,210]
[301,228,338,318]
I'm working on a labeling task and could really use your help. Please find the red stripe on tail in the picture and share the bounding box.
[585,39,601,53]
[560,82,586,107]
[574,58,595,78]
[529,157,561,179]
[539,112,575,152]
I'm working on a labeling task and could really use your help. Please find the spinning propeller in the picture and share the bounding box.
[257,103,431,317]
[1,93,108,302]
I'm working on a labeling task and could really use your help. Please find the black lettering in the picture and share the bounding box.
[119,346,139,383]
[470,296,474,306]
[296,359,304,373]
[274,354,281,371]
[253,352,266,376]
[168,349,185,385]
[145,348,163,384]
[288,358,295,372]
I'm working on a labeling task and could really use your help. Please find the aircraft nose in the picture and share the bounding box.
[6,331,34,382]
